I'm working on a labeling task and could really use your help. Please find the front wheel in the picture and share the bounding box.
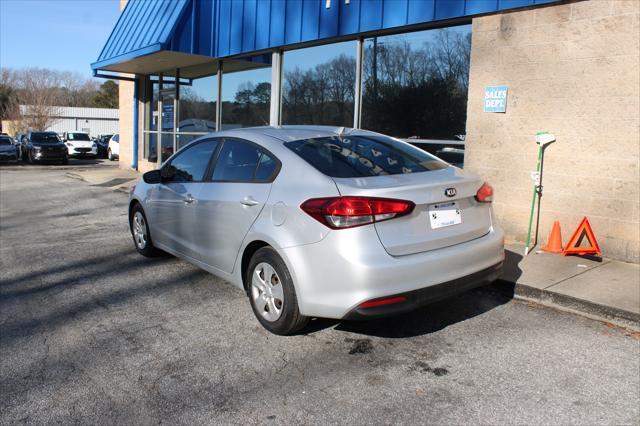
[130,204,160,257]
[247,247,309,335]
[108,149,114,161]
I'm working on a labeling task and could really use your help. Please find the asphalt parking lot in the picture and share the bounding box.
[1,162,639,425]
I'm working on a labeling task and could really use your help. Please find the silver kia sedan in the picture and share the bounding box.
[129,126,504,334]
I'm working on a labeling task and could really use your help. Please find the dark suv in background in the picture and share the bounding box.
[22,132,68,164]
[96,134,113,158]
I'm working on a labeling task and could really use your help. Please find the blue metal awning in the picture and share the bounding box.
[92,0,190,71]
[93,0,560,77]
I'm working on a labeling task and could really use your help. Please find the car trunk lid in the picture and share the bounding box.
[332,167,492,256]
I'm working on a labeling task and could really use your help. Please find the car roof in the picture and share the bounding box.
[217,125,379,143]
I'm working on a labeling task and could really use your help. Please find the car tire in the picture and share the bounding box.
[61,158,69,165]
[108,149,115,161]
[130,204,160,257]
[247,247,309,335]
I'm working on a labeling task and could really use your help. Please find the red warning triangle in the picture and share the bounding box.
[563,217,601,256]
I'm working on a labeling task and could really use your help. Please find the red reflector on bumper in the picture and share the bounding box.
[358,296,407,308]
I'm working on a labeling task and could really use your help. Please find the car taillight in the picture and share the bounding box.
[475,182,493,203]
[300,196,415,229]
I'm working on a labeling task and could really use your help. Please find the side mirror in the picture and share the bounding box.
[142,169,162,184]
[160,165,176,181]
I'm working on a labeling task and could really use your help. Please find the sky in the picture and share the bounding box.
[0,0,121,78]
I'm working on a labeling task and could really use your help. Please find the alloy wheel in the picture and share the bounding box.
[132,211,147,249]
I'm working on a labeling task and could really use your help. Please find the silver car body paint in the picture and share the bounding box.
[130,126,504,319]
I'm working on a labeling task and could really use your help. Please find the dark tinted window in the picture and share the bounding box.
[285,135,448,178]
[30,133,60,143]
[212,140,261,182]
[0,136,12,145]
[162,140,218,183]
[112,134,119,142]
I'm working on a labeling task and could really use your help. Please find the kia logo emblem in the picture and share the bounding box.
[445,188,457,197]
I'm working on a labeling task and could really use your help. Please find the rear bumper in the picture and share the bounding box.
[343,262,503,320]
[281,225,505,319]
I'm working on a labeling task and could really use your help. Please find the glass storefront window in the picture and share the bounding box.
[145,73,218,161]
[282,41,356,127]
[361,26,471,140]
[221,66,271,129]
[179,74,217,137]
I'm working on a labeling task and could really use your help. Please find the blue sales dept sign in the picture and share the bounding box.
[484,85,508,113]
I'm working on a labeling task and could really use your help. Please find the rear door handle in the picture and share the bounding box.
[184,194,196,204]
[240,197,259,206]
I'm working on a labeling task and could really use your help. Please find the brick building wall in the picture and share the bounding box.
[465,0,639,262]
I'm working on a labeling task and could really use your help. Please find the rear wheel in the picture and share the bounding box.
[108,149,114,161]
[247,247,309,335]
[130,204,159,257]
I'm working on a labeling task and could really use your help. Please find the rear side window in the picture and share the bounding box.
[212,139,279,182]
[284,135,448,178]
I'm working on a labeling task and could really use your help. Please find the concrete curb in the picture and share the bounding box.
[495,280,640,330]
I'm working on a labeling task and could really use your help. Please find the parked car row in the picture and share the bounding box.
[0,132,119,164]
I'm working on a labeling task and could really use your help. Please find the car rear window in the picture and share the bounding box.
[284,135,448,178]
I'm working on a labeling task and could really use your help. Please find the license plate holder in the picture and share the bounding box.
[429,201,462,229]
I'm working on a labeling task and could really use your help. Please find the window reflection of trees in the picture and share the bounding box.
[222,81,271,128]
[170,27,471,139]
[179,87,216,133]
[363,28,471,139]
[282,54,356,127]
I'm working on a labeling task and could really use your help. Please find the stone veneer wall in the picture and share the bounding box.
[465,0,639,262]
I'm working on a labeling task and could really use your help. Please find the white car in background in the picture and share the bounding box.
[108,134,120,161]
[63,132,98,158]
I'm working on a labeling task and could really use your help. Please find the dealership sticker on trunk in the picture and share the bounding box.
[429,201,462,229]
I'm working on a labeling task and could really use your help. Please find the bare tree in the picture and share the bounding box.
[1,67,115,133]
[6,68,63,131]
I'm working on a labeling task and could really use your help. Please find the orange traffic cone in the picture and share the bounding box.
[542,221,563,253]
